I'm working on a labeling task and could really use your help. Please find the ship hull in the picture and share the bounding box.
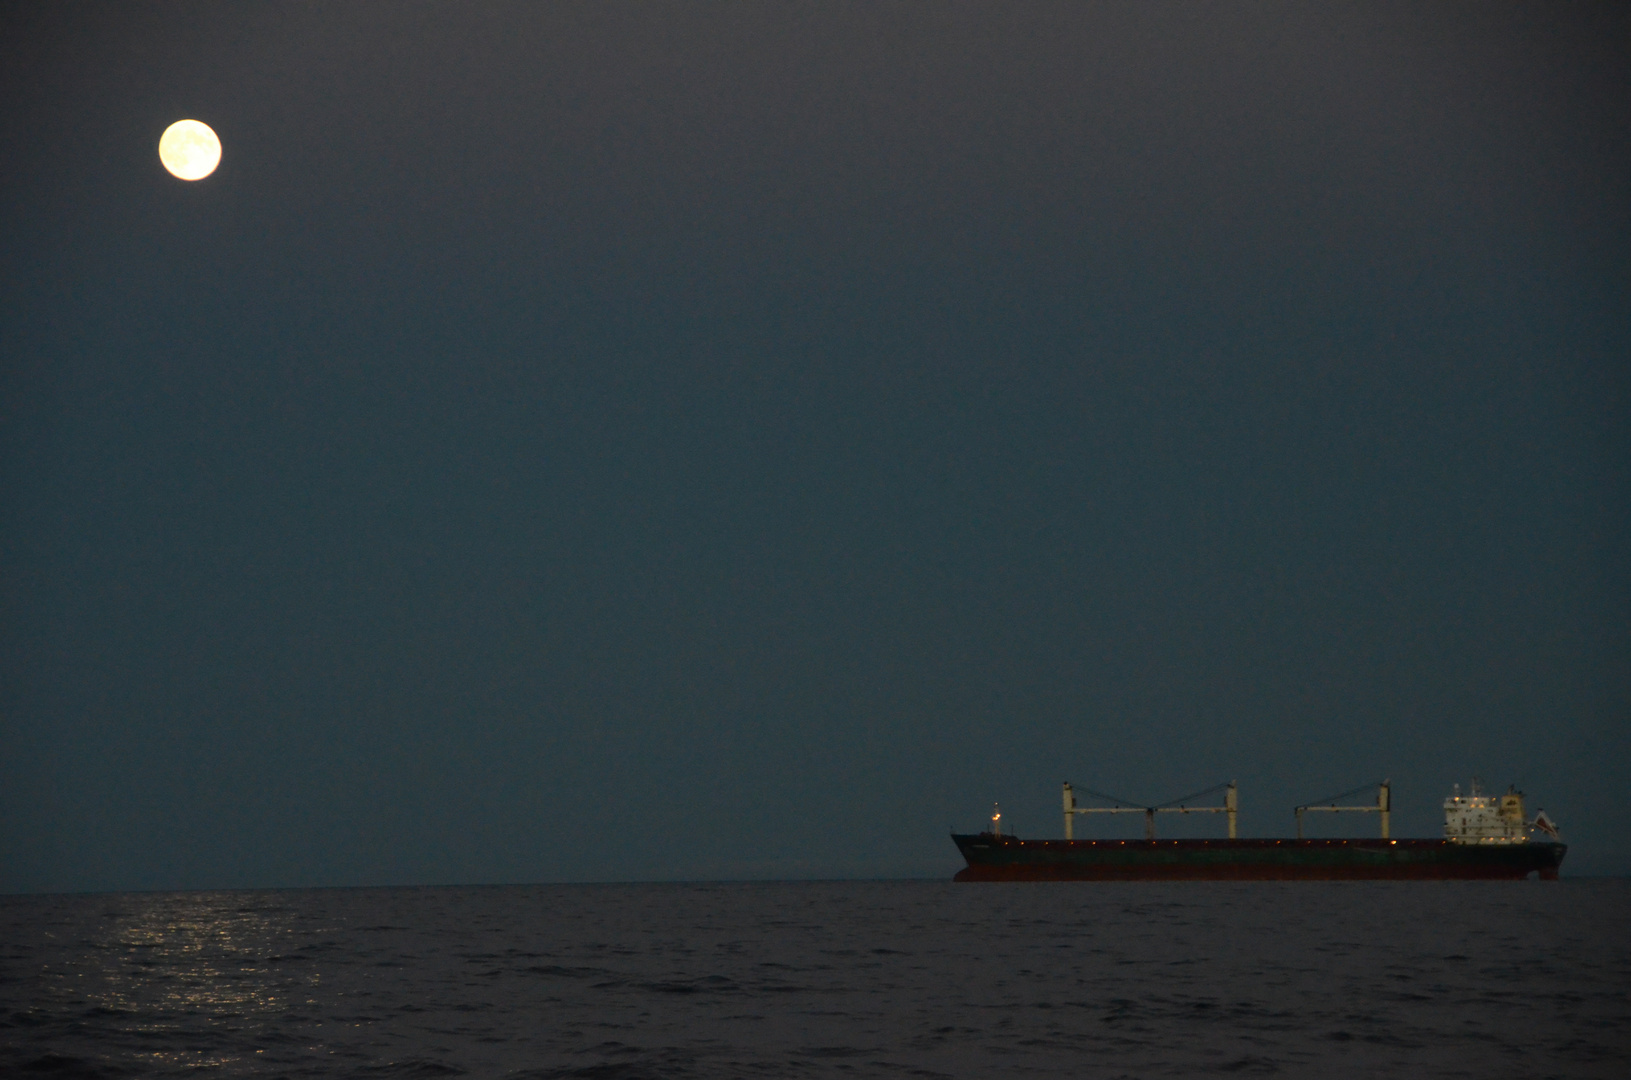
[952,834,1567,881]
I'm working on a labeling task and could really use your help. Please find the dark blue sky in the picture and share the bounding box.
[2,2,1626,890]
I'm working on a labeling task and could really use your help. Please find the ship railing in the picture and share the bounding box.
[1062,781,1237,841]
[1294,780,1390,839]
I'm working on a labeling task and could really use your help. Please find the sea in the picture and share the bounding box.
[2,879,1627,1079]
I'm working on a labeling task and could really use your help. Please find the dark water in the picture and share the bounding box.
[2,880,1626,1078]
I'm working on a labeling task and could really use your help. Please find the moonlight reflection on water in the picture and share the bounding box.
[2,881,1627,1078]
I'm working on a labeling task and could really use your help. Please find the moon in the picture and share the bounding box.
[158,120,221,180]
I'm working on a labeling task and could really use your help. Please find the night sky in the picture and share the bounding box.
[2,2,1626,891]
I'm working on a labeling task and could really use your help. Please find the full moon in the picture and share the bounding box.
[158,120,221,180]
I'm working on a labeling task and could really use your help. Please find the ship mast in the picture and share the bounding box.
[1294,781,1391,839]
[1062,781,1238,840]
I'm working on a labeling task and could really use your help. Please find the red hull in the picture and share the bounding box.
[952,834,1566,881]
[954,863,1562,881]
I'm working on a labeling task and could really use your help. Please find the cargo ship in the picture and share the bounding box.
[952,779,1566,881]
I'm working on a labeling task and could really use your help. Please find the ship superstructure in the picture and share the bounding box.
[1443,779,1553,843]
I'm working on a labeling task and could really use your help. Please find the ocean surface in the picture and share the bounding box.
[2,879,1627,1079]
